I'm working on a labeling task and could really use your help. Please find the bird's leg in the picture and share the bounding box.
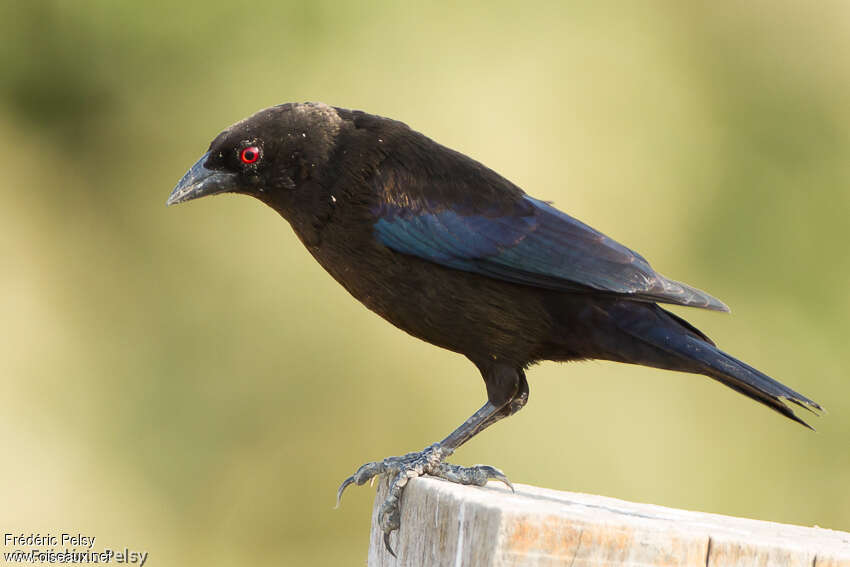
[461,369,529,442]
[336,364,526,555]
[336,400,511,555]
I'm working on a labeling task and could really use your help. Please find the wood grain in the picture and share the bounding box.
[367,477,850,566]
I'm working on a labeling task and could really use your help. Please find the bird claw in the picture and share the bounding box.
[438,462,515,492]
[334,476,354,509]
[335,443,511,555]
[383,531,395,558]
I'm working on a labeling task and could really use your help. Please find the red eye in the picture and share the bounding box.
[240,146,260,164]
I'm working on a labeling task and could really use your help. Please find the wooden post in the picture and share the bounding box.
[367,477,850,566]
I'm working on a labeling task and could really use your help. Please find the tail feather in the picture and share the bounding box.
[693,341,821,429]
[618,308,822,428]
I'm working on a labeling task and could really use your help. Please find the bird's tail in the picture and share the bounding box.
[613,305,823,429]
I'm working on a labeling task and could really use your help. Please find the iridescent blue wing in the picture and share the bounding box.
[371,160,727,311]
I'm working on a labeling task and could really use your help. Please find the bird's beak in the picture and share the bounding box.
[166,152,239,206]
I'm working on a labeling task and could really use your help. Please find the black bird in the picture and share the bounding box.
[168,102,821,553]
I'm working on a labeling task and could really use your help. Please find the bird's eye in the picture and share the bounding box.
[240,146,260,164]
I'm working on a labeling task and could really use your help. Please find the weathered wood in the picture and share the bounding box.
[367,477,850,566]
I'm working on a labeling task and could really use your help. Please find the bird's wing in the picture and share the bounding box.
[370,162,728,311]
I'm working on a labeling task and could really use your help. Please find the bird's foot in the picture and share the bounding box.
[336,443,512,556]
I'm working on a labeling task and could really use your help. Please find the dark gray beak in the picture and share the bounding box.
[166,152,239,206]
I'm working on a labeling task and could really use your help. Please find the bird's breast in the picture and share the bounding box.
[304,220,553,364]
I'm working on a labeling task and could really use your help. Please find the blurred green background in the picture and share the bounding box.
[2,1,848,564]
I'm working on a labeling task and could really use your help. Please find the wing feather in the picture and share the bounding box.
[369,141,728,311]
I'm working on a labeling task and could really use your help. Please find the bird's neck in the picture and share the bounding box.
[256,180,337,249]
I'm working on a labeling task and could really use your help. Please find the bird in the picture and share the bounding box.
[168,102,821,555]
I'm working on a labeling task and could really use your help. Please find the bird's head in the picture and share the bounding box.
[167,102,343,206]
